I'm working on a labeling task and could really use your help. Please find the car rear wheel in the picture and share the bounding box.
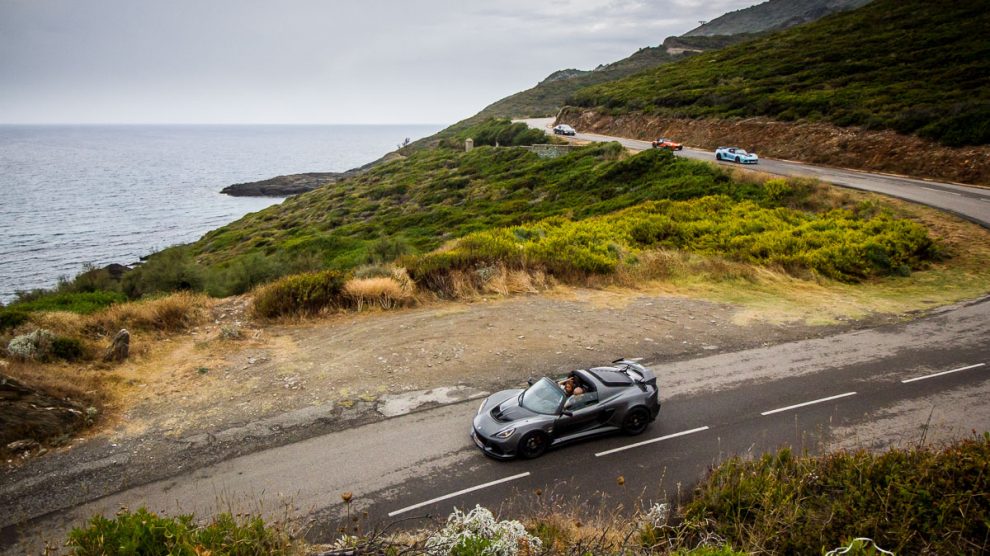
[517,432,549,459]
[622,408,650,436]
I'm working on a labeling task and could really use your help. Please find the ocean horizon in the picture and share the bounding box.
[0,123,443,304]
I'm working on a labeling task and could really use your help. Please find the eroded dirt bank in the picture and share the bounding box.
[557,107,990,186]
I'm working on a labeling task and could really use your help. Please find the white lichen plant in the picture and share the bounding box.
[425,505,542,556]
[7,329,55,360]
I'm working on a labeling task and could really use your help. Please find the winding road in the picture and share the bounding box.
[3,122,989,552]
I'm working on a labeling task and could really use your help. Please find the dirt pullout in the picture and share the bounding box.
[558,107,990,186]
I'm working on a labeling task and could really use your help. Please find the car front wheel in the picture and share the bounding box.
[517,432,549,459]
[622,408,651,435]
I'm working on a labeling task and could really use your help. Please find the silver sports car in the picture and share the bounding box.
[471,359,661,459]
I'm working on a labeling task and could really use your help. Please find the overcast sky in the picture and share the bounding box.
[0,0,755,125]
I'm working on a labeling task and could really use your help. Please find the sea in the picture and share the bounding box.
[0,124,443,304]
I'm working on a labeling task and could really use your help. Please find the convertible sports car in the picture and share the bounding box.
[471,359,661,460]
[715,146,758,164]
[651,137,683,150]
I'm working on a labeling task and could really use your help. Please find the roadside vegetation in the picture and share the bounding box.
[62,434,989,554]
[569,0,990,147]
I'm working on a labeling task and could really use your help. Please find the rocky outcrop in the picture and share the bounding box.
[220,172,345,197]
[1,375,87,455]
[103,329,129,362]
[557,107,990,186]
[220,152,405,197]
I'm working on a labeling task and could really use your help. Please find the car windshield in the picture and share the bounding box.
[519,378,564,415]
[736,149,749,155]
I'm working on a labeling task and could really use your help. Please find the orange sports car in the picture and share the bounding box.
[651,137,683,150]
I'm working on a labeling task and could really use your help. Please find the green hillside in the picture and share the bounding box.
[569,0,990,147]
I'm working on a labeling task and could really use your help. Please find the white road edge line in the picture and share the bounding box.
[921,187,939,192]
[761,392,857,416]
[901,363,986,384]
[595,426,710,457]
[387,472,531,517]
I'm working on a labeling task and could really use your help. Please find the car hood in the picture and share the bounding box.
[489,391,538,422]
[474,388,544,436]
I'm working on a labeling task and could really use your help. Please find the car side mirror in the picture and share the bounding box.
[527,378,535,386]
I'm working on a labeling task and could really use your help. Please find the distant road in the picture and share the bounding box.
[523,117,990,228]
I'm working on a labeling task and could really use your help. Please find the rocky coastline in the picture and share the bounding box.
[220,152,403,197]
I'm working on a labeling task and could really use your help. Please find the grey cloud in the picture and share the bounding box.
[0,0,755,124]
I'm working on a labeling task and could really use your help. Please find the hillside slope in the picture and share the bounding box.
[569,0,990,148]
[473,0,868,121]
[683,0,870,36]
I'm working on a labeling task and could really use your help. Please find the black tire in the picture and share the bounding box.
[735,156,741,163]
[715,153,721,161]
[622,408,651,436]
[517,432,549,459]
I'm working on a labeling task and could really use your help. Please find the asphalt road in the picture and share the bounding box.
[4,121,990,551]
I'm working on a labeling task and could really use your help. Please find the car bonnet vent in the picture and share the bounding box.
[490,402,512,422]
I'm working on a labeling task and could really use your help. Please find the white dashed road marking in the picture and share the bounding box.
[595,426,710,457]
[387,472,531,517]
[901,363,986,384]
[760,392,857,416]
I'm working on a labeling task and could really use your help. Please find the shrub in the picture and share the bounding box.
[0,309,29,332]
[343,268,415,311]
[252,270,346,319]
[51,336,86,361]
[425,505,542,556]
[85,292,208,335]
[683,436,990,554]
[67,507,293,555]
[121,247,205,299]
[7,329,56,360]
[8,291,126,315]
[205,252,284,297]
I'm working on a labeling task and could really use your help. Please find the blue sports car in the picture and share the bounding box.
[715,146,758,164]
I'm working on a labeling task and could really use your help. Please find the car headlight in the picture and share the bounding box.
[494,427,516,439]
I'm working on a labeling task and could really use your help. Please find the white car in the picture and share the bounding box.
[715,146,758,164]
[553,124,576,136]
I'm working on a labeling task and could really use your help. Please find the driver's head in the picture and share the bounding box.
[562,379,574,394]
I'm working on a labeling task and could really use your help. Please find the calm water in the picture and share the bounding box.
[0,124,442,303]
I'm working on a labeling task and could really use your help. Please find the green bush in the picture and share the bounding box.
[122,248,206,299]
[52,336,86,361]
[67,507,292,555]
[8,291,126,315]
[409,195,938,284]
[683,435,990,554]
[0,309,29,331]
[252,270,347,319]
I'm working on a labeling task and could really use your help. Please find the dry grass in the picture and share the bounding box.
[343,274,415,311]
[84,291,209,335]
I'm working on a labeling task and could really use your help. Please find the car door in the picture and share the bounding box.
[553,393,602,439]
